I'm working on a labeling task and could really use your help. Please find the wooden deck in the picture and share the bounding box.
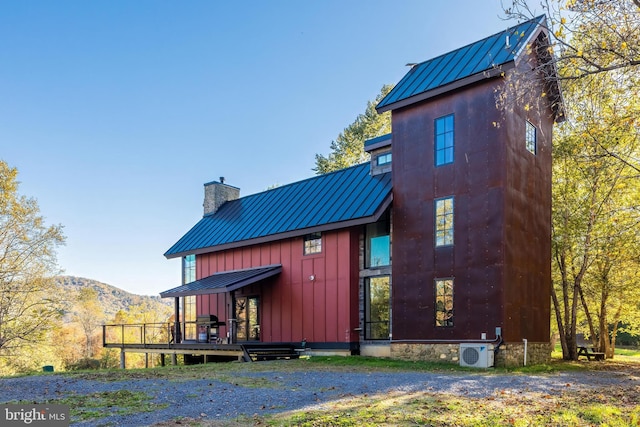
[106,342,246,357]
[102,323,301,367]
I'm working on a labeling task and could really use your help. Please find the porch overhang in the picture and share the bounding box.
[160,264,282,298]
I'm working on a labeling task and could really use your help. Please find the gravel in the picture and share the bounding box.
[0,366,634,426]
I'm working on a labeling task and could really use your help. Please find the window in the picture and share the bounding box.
[435,114,454,166]
[366,216,390,268]
[435,197,454,246]
[303,232,322,255]
[435,279,454,327]
[526,121,536,154]
[376,152,392,166]
[183,254,196,284]
[365,276,390,339]
[182,295,196,340]
[235,296,260,341]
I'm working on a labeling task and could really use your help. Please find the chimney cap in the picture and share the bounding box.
[220,176,225,184]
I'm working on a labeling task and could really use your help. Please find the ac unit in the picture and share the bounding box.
[459,343,494,368]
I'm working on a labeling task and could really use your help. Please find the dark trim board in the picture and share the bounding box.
[108,343,245,357]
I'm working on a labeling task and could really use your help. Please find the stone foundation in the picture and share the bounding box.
[390,342,551,367]
[391,343,460,363]
[495,342,551,367]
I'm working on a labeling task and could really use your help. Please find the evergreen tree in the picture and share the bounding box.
[314,85,393,174]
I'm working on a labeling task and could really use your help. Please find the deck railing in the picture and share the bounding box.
[102,320,230,347]
[102,322,176,347]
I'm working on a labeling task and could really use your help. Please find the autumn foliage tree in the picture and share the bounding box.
[73,287,106,359]
[528,0,640,359]
[0,160,65,373]
[505,0,639,174]
[504,0,639,78]
[108,301,173,368]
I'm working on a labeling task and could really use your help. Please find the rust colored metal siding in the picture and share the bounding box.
[391,75,551,343]
[194,228,360,345]
[501,59,553,343]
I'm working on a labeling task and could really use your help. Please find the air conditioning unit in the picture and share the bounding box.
[459,343,494,368]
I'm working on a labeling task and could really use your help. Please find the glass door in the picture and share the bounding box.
[235,296,260,341]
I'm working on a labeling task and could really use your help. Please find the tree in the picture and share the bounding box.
[550,42,639,359]
[314,85,393,174]
[500,0,639,360]
[109,301,173,368]
[73,287,105,358]
[504,0,639,79]
[503,0,640,173]
[0,161,66,363]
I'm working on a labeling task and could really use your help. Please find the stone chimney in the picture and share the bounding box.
[203,177,240,216]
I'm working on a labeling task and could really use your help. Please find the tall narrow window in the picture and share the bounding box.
[435,279,454,327]
[435,114,454,166]
[181,255,197,340]
[526,121,537,154]
[235,296,260,341]
[435,197,454,247]
[366,215,390,268]
[365,276,390,339]
[303,232,322,255]
[182,295,196,340]
[183,254,196,284]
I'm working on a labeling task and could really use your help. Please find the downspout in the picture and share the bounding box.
[523,338,528,366]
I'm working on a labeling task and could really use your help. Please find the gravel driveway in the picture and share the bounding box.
[0,366,636,426]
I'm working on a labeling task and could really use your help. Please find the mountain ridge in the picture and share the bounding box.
[56,275,172,320]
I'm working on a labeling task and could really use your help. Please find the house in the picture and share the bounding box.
[113,16,562,367]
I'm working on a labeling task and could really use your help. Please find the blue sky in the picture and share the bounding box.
[1,0,520,296]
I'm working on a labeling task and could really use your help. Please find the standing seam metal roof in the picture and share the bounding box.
[376,16,545,112]
[159,265,282,298]
[164,163,392,258]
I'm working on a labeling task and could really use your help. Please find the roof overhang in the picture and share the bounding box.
[376,65,515,113]
[515,26,565,123]
[364,133,392,152]
[160,264,282,298]
[165,191,393,259]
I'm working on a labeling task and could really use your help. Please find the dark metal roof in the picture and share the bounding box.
[377,16,546,112]
[160,264,282,298]
[165,163,392,258]
[364,133,392,152]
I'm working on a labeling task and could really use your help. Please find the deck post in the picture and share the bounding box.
[120,350,125,369]
[160,353,165,366]
[172,353,177,365]
[145,353,149,369]
[174,297,181,344]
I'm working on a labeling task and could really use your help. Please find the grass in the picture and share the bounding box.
[15,390,168,422]
[147,354,640,427]
[267,388,640,427]
[7,352,640,426]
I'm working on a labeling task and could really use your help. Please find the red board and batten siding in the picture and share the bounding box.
[195,228,360,344]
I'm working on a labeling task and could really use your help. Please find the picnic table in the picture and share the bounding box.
[576,333,605,361]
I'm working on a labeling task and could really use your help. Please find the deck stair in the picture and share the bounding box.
[241,343,300,362]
